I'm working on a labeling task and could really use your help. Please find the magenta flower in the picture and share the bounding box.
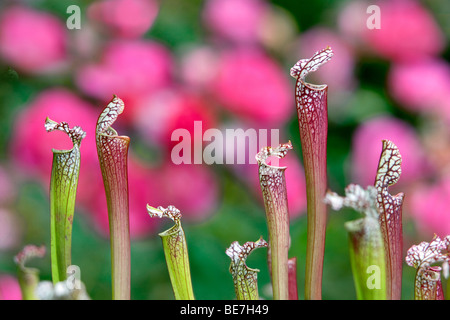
[179,46,219,90]
[210,48,292,126]
[157,163,219,222]
[337,1,370,45]
[203,0,268,43]
[0,275,22,300]
[352,116,427,188]
[0,6,67,73]
[0,209,22,250]
[388,59,450,114]
[88,0,159,38]
[76,40,172,120]
[364,0,445,62]
[408,177,450,238]
[133,88,217,152]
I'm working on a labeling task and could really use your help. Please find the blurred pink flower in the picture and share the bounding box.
[133,88,217,152]
[0,6,67,73]
[88,0,159,38]
[0,275,21,300]
[210,49,292,126]
[0,209,22,250]
[10,88,99,205]
[364,0,445,62]
[295,28,356,92]
[76,40,172,121]
[203,0,268,43]
[157,163,219,222]
[180,46,219,90]
[388,59,450,114]
[408,177,450,237]
[338,1,368,46]
[352,116,428,188]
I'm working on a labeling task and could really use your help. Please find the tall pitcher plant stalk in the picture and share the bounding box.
[290,47,333,299]
[256,141,293,300]
[96,95,131,300]
[45,118,86,284]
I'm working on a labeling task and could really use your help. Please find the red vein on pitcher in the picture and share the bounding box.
[226,237,268,300]
[147,205,194,300]
[256,141,292,300]
[374,140,404,300]
[291,47,333,300]
[96,95,130,300]
[406,235,450,300]
[45,118,85,285]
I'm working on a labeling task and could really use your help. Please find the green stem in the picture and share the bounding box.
[147,205,194,300]
[96,95,131,300]
[45,118,85,283]
[226,237,268,300]
[14,245,46,300]
[346,217,386,299]
[325,184,387,299]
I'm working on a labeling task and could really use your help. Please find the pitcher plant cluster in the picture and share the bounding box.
[12,47,449,300]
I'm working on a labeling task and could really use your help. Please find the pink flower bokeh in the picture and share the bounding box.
[295,28,356,92]
[88,0,159,38]
[351,116,428,188]
[0,275,21,300]
[210,48,293,126]
[0,209,22,251]
[408,177,450,238]
[76,40,173,121]
[388,59,450,116]
[156,163,219,222]
[0,6,68,73]
[203,0,268,43]
[339,0,445,63]
[180,46,219,90]
[364,0,445,62]
[133,88,217,152]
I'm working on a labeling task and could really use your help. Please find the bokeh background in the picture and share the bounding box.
[0,0,449,300]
